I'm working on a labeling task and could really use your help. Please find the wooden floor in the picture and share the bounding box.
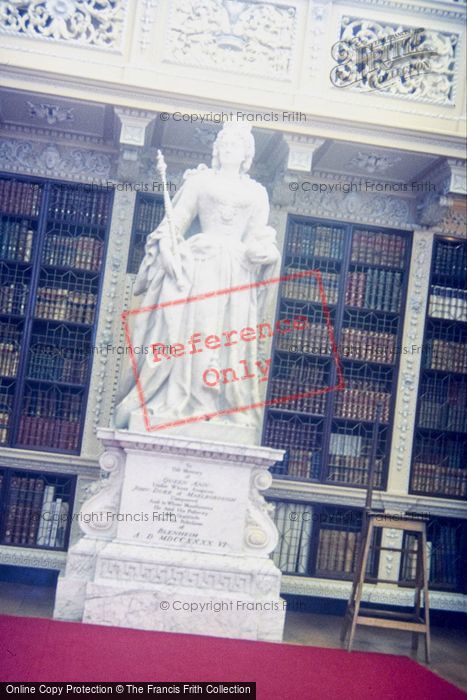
[0,581,466,691]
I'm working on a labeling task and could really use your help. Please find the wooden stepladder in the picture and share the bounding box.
[340,404,431,663]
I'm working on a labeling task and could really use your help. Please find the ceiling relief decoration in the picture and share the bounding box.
[0,0,126,50]
[333,17,459,105]
[166,0,297,79]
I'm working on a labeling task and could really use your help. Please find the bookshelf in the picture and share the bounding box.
[0,466,76,551]
[262,217,411,490]
[0,175,112,454]
[399,517,467,593]
[410,236,467,500]
[270,500,379,580]
[127,193,164,274]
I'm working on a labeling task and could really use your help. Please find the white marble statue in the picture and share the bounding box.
[114,122,281,430]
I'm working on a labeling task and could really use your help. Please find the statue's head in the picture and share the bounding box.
[212,122,255,174]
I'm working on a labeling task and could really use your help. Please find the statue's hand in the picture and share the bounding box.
[159,237,179,279]
[246,243,280,266]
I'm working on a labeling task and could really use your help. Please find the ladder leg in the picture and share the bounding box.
[341,530,365,643]
[348,522,373,653]
[421,528,431,664]
[412,533,422,654]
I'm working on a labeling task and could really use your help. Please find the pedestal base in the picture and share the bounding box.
[54,429,285,642]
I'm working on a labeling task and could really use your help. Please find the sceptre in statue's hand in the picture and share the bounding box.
[156,149,184,290]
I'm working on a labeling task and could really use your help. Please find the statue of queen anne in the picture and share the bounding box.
[114,122,281,431]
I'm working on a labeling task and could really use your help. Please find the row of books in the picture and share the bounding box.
[315,528,359,574]
[27,345,88,385]
[351,231,405,268]
[417,439,464,471]
[340,328,396,364]
[35,287,96,325]
[134,198,164,233]
[0,180,41,217]
[287,224,344,260]
[0,406,10,444]
[345,270,402,312]
[276,322,332,356]
[21,389,82,419]
[400,536,431,582]
[428,286,467,322]
[283,269,340,305]
[423,338,467,374]
[18,416,81,451]
[0,220,34,262]
[419,396,467,433]
[433,244,467,280]
[0,342,20,378]
[272,503,313,574]
[48,187,109,225]
[326,456,383,487]
[428,527,459,585]
[269,377,327,415]
[419,407,466,434]
[334,386,391,423]
[264,417,320,451]
[285,448,320,480]
[42,234,104,272]
[329,432,362,457]
[2,477,69,548]
[0,283,29,315]
[411,463,467,498]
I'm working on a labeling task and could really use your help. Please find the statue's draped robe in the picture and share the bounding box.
[115,166,280,429]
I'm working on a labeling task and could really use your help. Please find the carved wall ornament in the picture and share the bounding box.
[333,18,459,105]
[26,101,75,125]
[347,151,402,174]
[166,0,297,79]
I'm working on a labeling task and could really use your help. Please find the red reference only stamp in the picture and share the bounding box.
[121,269,344,432]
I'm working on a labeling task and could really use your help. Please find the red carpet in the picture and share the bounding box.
[0,615,465,699]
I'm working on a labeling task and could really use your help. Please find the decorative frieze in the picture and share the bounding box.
[284,175,414,228]
[0,138,115,182]
[165,0,297,79]
[0,0,127,50]
[334,17,459,105]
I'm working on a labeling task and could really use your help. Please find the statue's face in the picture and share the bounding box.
[217,133,245,170]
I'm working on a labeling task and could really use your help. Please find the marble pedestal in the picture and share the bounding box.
[54,428,286,641]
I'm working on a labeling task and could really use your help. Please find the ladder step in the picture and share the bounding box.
[357,608,426,622]
[355,616,427,632]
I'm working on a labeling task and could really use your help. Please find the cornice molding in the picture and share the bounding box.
[1,66,464,159]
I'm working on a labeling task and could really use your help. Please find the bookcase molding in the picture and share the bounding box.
[0,545,67,572]
[280,575,467,613]
[386,231,434,493]
[81,189,137,455]
[266,482,467,521]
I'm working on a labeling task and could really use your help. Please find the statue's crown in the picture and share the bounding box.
[220,120,252,135]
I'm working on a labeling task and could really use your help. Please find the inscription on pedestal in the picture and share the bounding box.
[117,454,250,554]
